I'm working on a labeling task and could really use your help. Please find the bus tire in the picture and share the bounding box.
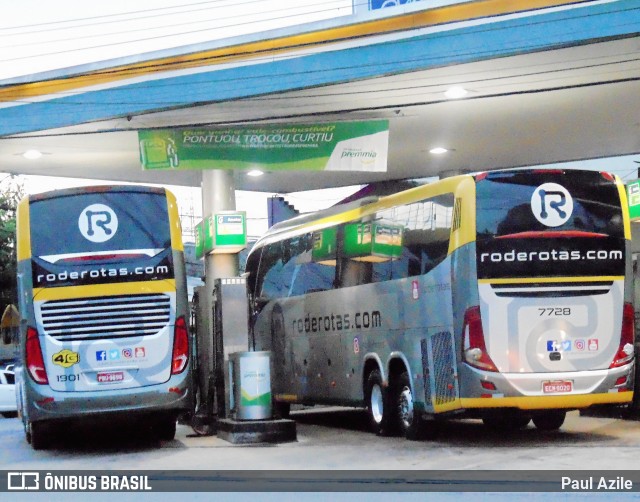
[274,401,291,419]
[29,422,51,450]
[482,412,531,431]
[365,369,391,435]
[392,371,426,440]
[154,416,177,441]
[532,410,566,431]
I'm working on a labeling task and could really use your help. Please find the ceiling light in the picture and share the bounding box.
[23,149,43,160]
[247,170,264,177]
[429,147,449,155]
[444,87,468,99]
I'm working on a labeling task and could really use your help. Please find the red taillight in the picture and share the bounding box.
[171,316,189,375]
[610,303,635,369]
[600,171,615,182]
[26,327,48,384]
[462,306,498,372]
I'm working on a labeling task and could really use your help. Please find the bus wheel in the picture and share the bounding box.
[393,372,425,440]
[273,401,291,419]
[482,412,530,431]
[532,411,566,431]
[154,416,177,441]
[29,422,51,450]
[365,369,390,435]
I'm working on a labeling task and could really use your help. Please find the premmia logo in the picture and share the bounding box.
[530,183,573,227]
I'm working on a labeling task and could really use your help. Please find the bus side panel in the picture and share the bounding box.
[450,242,481,402]
[260,256,459,413]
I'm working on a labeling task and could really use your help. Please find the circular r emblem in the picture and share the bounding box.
[78,204,118,243]
[530,182,573,227]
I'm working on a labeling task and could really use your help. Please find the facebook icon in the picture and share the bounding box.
[96,350,107,362]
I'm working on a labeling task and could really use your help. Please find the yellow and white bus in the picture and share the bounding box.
[15,185,194,449]
[245,169,634,438]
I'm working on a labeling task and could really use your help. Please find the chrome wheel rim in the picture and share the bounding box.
[398,386,414,430]
[370,384,384,424]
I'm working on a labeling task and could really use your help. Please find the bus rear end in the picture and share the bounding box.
[15,186,193,448]
[462,169,633,429]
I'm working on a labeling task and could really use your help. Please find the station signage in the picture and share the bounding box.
[195,212,247,258]
[138,121,388,173]
[627,179,640,221]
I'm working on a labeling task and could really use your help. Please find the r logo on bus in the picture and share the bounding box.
[78,204,119,243]
[531,183,573,227]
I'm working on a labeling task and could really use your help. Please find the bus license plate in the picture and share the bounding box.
[97,371,124,383]
[543,381,572,393]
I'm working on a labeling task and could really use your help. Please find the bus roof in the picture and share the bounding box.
[28,185,167,203]
[250,173,473,253]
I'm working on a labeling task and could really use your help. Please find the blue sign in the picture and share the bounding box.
[369,0,424,11]
[96,350,107,362]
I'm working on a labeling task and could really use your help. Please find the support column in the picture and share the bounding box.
[198,169,239,423]
[202,169,239,286]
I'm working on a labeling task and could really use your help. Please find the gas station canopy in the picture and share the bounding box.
[2,0,640,192]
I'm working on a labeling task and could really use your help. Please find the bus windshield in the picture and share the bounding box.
[475,170,625,279]
[29,190,174,288]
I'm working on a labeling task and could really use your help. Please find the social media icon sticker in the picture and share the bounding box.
[547,340,560,352]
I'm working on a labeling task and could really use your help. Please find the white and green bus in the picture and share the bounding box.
[245,169,634,438]
[15,185,194,449]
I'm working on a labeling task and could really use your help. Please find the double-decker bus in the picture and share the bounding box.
[15,185,193,449]
[245,169,634,438]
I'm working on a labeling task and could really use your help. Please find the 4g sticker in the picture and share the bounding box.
[52,349,80,368]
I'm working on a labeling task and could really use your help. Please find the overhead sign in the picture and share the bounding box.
[627,180,640,221]
[138,121,388,172]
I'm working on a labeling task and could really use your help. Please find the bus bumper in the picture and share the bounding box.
[459,362,634,410]
[20,371,194,425]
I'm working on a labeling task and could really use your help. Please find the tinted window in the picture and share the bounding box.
[30,191,171,257]
[476,170,623,238]
[257,242,286,300]
[29,190,175,288]
[475,170,625,279]
[366,193,455,283]
[256,234,336,300]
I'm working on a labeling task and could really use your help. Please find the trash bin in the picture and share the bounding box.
[229,351,272,420]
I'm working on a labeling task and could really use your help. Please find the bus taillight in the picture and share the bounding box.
[171,316,189,375]
[462,306,498,372]
[610,303,635,369]
[26,327,48,384]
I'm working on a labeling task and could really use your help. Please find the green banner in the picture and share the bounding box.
[138,121,388,172]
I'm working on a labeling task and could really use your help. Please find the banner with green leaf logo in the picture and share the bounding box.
[138,120,388,172]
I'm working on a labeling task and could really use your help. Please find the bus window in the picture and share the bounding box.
[374,193,455,280]
[256,242,286,300]
[288,233,336,296]
[476,170,624,239]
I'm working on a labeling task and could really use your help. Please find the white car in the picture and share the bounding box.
[0,370,17,417]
